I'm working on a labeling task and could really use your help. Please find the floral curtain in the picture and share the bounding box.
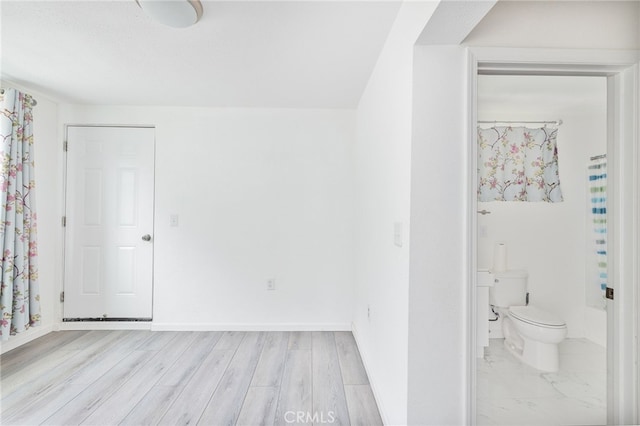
[478,126,563,202]
[0,88,40,340]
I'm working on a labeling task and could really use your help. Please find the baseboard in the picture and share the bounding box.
[151,322,351,332]
[351,322,389,426]
[59,322,153,331]
[0,324,54,354]
[2,321,352,351]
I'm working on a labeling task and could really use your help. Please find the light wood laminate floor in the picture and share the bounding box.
[1,331,382,426]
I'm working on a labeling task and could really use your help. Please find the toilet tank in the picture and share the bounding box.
[489,269,528,307]
[477,269,495,287]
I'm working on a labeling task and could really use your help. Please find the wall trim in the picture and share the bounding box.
[465,47,479,426]
[351,322,389,426]
[3,322,353,351]
[150,322,351,332]
[59,322,153,331]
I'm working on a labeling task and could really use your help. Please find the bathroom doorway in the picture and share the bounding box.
[466,48,640,426]
[475,74,608,425]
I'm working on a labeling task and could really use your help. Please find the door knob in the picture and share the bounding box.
[142,234,152,242]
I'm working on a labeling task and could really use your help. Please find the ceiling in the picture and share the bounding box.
[1,1,403,108]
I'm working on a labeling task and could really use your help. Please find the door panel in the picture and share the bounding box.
[64,126,155,319]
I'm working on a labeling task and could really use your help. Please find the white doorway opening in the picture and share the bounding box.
[475,74,608,425]
[467,48,639,426]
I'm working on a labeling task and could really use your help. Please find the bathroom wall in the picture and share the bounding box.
[477,75,607,345]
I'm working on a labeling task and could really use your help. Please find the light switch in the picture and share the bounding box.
[170,214,179,227]
[394,222,403,247]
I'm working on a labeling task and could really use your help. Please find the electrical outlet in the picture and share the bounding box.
[367,304,371,321]
[267,279,275,291]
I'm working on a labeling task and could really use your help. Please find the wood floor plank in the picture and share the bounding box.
[41,350,151,425]
[59,330,118,350]
[288,331,311,350]
[3,331,149,420]
[334,332,369,385]
[1,331,116,398]
[80,332,199,425]
[312,331,351,426]
[198,332,267,426]
[0,346,81,397]
[274,350,312,426]
[251,331,289,387]
[1,330,383,426]
[1,331,126,413]
[236,386,279,426]
[213,330,246,350]
[344,385,383,426]
[66,331,151,385]
[158,349,235,425]
[119,386,179,426]
[3,383,87,425]
[135,331,180,351]
[0,330,88,379]
[156,332,222,387]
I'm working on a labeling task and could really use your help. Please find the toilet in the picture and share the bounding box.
[485,269,567,372]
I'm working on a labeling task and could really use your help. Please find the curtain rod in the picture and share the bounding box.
[478,119,562,126]
[0,88,38,106]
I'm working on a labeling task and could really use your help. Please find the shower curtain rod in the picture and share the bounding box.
[0,88,38,106]
[478,119,562,126]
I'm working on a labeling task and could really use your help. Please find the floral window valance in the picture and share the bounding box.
[478,126,563,202]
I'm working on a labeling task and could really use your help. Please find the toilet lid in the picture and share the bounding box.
[509,306,566,328]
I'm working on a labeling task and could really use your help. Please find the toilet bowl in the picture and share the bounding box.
[503,305,567,372]
[484,269,567,372]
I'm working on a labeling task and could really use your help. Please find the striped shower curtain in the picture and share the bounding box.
[588,156,607,307]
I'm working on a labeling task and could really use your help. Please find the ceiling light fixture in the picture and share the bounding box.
[136,0,203,28]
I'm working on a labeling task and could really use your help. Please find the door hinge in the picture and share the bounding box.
[63,141,68,152]
[62,216,66,227]
[60,291,64,303]
[606,287,614,300]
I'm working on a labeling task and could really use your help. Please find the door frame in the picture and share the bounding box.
[61,124,156,326]
[465,47,639,425]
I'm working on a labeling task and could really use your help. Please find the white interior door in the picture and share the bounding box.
[64,126,155,320]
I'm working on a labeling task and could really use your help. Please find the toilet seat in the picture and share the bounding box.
[509,306,566,328]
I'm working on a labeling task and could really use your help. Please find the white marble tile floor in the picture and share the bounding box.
[477,338,606,426]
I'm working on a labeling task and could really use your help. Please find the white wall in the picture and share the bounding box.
[0,82,61,353]
[409,45,470,426]
[477,75,607,344]
[33,91,62,335]
[405,3,638,423]
[352,2,438,424]
[464,0,640,50]
[58,106,355,329]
